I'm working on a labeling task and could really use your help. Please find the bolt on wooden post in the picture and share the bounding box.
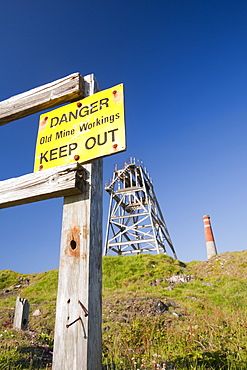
[52,75,103,370]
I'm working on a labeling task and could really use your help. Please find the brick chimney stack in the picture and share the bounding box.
[203,215,217,259]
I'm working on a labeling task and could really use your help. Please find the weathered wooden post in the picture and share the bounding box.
[0,72,126,370]
[13,296,29,330]
[52,75,103,370]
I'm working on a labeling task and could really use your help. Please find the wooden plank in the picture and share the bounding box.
[52,74,102,370]
[0,163,87,209]
[0,72,84,126]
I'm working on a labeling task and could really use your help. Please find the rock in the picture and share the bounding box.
[167,300,179,307]
[32,309,41,317]
[172,312,182,317]
[185,296,198,300]
[154,300,169,313]
[166,274,194,284]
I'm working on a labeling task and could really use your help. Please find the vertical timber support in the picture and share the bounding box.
[13,297,29,331]
[52,75,103,370]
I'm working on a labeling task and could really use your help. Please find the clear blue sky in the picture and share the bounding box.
[0,0,246,273]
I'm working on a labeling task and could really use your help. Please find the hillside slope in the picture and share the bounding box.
[0,251,247,369]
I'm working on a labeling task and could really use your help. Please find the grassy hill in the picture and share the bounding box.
[1,251,247,369]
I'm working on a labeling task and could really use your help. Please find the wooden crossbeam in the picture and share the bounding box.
[0,72,84,126]
[0,163,87,209]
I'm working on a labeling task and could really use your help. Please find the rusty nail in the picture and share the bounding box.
[66,316,81,328]
[113,144,118,149]
[78,300,88,317]
[39,165,43,171]
[77,102,82,107]
[113,90,117,95]
[74,155,80,161]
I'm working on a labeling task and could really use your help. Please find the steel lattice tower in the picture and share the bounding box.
[104,158,177,258]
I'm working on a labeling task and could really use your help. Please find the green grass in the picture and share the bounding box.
[103,254,187,295]
[102,252,247,368]
[1,251,247,368]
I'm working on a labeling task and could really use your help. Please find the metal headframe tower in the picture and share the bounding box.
[104,158,177,258]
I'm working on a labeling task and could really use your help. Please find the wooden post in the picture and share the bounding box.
[52,75,103,370]
[13,297,30,330]
[0,73,103,369]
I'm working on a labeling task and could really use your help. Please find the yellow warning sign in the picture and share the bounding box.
[34,84,126,172]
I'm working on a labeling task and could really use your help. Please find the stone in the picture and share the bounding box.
[32,309,41,317]
[154,300,169,313]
